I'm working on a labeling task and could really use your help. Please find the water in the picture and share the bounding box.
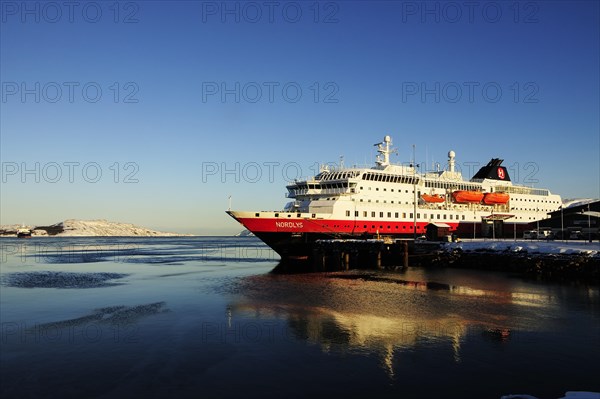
[1,237,598,398]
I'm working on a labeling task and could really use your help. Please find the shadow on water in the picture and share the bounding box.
[30,302,169,331]
[1,271,129,288]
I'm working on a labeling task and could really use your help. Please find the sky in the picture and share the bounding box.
[1,0,599,235]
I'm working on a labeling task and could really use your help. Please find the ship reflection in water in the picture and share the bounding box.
[227,268,591,386]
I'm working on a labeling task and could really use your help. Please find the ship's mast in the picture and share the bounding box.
[375,135,396,167]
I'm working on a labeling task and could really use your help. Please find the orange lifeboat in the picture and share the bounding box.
[421,194,445,203]
[452,190,484,203]
[483,192,509,205]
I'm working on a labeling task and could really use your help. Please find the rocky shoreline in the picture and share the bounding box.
[421,248,600,282]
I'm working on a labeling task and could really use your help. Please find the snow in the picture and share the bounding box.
[0,219,191,237]
[445,239,600,257]
[234,229,255,237]
[563,198,597,208]
[501,392,600,399]
[56,219,189,237]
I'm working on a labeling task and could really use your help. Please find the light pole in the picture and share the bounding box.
[412,144,417,240]
[560,205,564,242]
[588,204,592,243]
[536,205,540,240]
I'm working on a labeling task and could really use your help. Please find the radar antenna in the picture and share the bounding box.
[374,135,397,166]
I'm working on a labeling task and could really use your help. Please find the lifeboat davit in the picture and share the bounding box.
[482,192,509,205]
[452,190,484,203]
[421,194,445,203]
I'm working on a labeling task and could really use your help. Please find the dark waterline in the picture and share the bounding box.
[1,237,599,398]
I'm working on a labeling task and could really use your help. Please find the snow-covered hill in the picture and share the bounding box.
[234,229,255,237]
[0,219,191,237]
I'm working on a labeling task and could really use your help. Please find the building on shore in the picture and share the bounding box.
[537,200,599,239]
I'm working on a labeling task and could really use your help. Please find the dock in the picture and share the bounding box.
[275,238,599,282]
[277,238,443,272]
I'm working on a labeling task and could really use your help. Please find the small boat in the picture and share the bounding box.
[421,193,445,203]
[483,192,509,205]
[452,190,484,203]
[17,226,32,238]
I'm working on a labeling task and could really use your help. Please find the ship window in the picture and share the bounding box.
[443,214,447,219]
[297,213,301,217]
[387,212,391,218]
[379,212,384,218]
[275,213,279,217]
[383,188,387,191]
[395,212,399,218]
[363,211,367,217]
[417,213,420,219]
[403,213,407,218]
[410,213,413,218]
[255,213,260,217]
[355,211,359,217]
[462,215,465,220]
[376,188,379,191]
[312,214,316,218]
[391,189,394,192]
[437,214,440,219]
[371,212,376,217]
[346,211,350,217]
[450,215,453,220]
[288,214,291,218]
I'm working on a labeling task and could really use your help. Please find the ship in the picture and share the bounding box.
[227,136,562,259]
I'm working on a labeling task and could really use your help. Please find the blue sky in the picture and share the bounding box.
[1,1,599,234]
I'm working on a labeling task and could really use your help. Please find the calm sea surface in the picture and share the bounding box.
[1,237,598,398]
